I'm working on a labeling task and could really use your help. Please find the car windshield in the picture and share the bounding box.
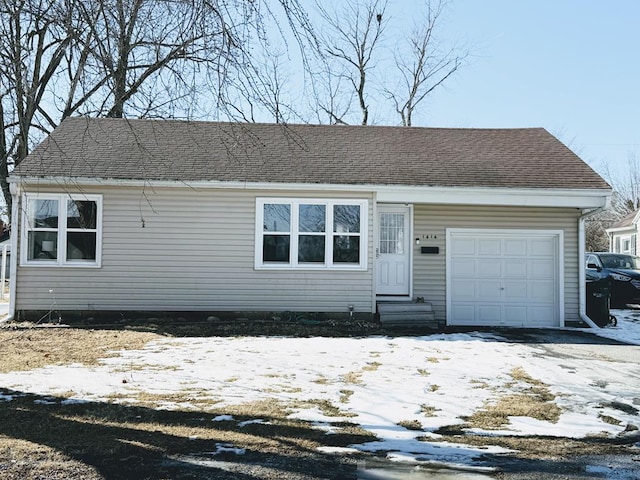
[600,254,640,270]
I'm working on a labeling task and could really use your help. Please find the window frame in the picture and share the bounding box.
[619,234,633,254]
[255,198,368,270]
[21,193,103,268]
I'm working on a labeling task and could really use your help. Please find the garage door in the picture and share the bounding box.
[447,229,561,327]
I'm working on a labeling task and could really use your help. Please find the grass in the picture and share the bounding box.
[397,420,423,431]
[362,361,381,372]
[340,371,363,384]
[339,389,354,403]
[0,389,372,479]
[460,367,561,430]
[0,327,158,373]
[420,404,439,417]
[0,326,376,478]
[0,325,637,479]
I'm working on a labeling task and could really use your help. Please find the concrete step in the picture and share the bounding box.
[377,302,433,313]
[377,301,437,328]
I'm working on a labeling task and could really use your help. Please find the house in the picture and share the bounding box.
[5,118,611,328]
[606,209,640,255]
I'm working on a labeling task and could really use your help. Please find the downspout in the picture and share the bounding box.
[1,182,19,323]
[578,205,607,328]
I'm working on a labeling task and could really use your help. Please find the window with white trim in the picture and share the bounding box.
[22,194,102,267]
[256,198,367,269]
[620,235,632,255]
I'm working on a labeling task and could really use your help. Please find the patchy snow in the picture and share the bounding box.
[590,308,640,345]
[1,321,639,470]
[212,414,234,422]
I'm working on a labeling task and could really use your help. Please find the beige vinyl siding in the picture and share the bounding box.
[413,205,581,323]
[610,229,638,255]
[15,185,374,314]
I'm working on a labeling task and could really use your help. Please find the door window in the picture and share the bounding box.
[379,213,405,254]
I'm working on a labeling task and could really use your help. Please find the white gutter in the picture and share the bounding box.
[8,175,611,209]
[1,183,20,323]
[578,205,608,328]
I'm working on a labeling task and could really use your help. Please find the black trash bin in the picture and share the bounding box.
[586,272,613,327]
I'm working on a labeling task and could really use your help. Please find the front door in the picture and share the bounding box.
[376,205,411,296]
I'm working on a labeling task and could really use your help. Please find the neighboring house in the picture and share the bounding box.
[6,118,611,328]
[606,209,640,255]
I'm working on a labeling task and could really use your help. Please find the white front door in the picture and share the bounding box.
[376,205,411,296]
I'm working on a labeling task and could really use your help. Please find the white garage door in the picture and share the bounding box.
[447,229,561,327]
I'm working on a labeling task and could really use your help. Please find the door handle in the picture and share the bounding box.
[376,247,380,258]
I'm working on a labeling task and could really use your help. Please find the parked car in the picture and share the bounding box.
[585,252,640,308]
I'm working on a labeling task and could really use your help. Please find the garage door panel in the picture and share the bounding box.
[504,238,527,256]
[449,230,559,327]
[531,281,554,300]
[478,238,501,256]
[478,305,501,323]
[503,306,527,324]
[451,280,476,300]
[478,259,501,277]
[479,281,502,300]
[504,281,527,300]
[530,307,556,326]
[531,237,555,256]
[452,258,475,277]
[451,305,475,323]
[530,259,555,278]
[504,259,527,278]
[452,238,476,255]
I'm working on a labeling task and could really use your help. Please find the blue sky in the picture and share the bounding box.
[387,0,639,181]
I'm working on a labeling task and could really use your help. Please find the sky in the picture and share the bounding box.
[386,0,639,183]
[1,313,639,476]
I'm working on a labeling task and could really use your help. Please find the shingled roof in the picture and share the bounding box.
[12,117,610,190]
[610,209,640,229]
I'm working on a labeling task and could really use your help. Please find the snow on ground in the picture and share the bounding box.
[0,322,639,469]
[591,308,640,345]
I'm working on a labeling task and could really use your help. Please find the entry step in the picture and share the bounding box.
[377,301,437,328]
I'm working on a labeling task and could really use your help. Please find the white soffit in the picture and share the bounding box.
[9,176,611,209]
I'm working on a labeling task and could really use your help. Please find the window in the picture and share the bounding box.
[619,235,633,255]
[586,254,601,269]
[22,194,102,267]
[256,198,367,269]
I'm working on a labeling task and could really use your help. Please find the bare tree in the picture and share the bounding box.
[0,0,76,213]
[0,0,316,216]
[224,46,298,124]
[65,0,258,120]
[604,154,640,216]
[387,0,466,126]
[309,63,352,125]
[315,0,387,125]
[581,153,640,252]
[311,0,465,127]
[585,209,615,252]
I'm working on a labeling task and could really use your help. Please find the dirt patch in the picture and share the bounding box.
[0,327,158,373]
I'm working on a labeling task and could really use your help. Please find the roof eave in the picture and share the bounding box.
[605,226,638,234]
[8,175,612,209]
